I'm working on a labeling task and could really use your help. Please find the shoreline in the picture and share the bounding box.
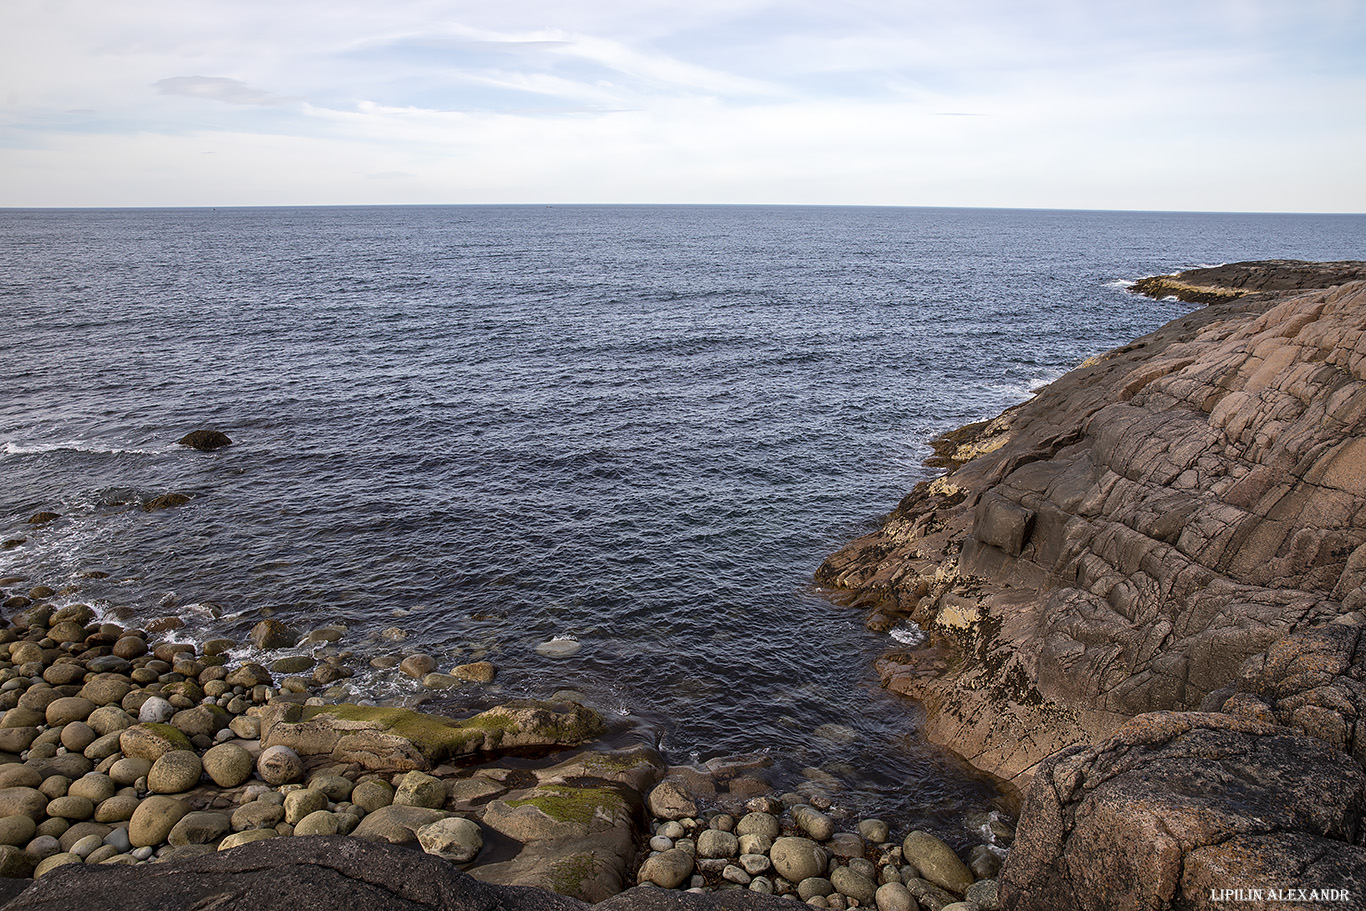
[0,575,1011,908]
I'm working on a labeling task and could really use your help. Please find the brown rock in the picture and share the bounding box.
[249,619,297,650]
[816,277,1366,792]
[999,711,1366,911]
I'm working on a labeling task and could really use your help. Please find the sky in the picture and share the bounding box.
[1,0,1364,211]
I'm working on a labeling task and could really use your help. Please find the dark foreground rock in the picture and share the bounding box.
[0,836,795,911]
[998,712,1366,911]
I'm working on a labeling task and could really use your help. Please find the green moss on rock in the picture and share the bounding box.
[504,785,627,828]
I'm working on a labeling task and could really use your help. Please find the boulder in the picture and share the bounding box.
[129,796,190,848]
[120,723,192,761]
[769,836,827,883]
[249,619,297,650]
[998,711,1366,911]
[256,745,304,786]
[416,816,484,863]
[352,805,450,846]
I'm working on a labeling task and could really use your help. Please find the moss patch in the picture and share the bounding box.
[302,701,603,765]
[504,785,627,827]
[546,852,601,898]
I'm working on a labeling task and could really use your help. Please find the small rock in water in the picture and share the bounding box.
[399,654,436,679]
[812,723,858,745]
[177,430,232,452]
[534,636,581,658]
[451,661,496,683]
[859,818,890,844]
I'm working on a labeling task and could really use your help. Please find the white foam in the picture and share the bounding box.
[1106,279,1136,290]
[2,439,166,457]
[888,622,926,647]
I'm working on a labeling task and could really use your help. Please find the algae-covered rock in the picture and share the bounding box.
[119,723,192,762]
[482,784,632,842]
[260,699,605,771]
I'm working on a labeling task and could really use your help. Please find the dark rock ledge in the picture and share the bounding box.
[816,261,1366,909]
[0,836,796,910]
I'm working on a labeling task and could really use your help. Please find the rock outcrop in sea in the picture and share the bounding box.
[817,260,1366,909]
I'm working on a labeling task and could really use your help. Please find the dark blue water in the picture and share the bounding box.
[2,205,1363,835]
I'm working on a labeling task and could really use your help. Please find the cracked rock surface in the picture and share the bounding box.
[818,272,1366,794]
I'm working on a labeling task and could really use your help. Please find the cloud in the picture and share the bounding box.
[154,76,291,106]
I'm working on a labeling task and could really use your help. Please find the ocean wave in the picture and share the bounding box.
[1,439,167,457]
[1106,279,1136,289]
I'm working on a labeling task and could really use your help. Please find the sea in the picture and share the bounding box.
[2,205,1363,844]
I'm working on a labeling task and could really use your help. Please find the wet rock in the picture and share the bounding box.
[451,661,496,684]
[177,430,233,452]
[249,620,297,651]
[399,654,437,679]
[144,493,194,511]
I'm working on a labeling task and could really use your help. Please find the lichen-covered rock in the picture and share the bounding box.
[482,785,631,842]
[119,723,192,762]
[998,711,1366,911]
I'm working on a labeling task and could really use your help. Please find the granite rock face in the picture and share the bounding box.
[818,271,1366,793]
[998,712,1366,911]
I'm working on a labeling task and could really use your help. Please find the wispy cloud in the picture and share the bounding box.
[0,0,1362,210]
[154,76,292,106]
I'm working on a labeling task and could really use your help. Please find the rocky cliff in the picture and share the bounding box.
[819,259,1366,908]
[817,261,1366,796]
